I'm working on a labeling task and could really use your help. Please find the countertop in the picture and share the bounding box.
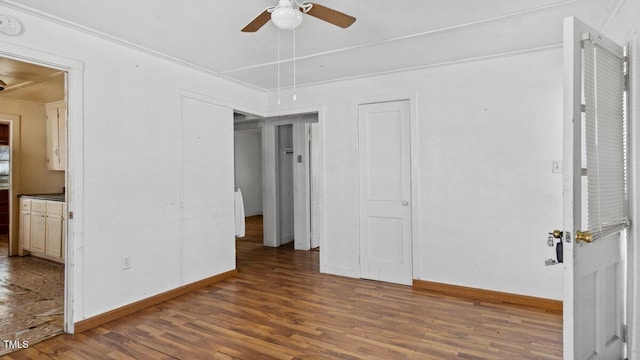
[19,193,65,202]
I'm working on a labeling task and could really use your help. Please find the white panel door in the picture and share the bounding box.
[358,100,412,285]
[181,96,234,284]
[563,17,626,360]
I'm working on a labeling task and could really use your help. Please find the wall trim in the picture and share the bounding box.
[179,89,267,119]
[413,280,563,313]
[0,0,268,94]
[74,269,237,333]
[0,41,86,334]
[0,0,585,94]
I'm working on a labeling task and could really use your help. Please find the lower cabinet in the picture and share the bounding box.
[19,198,65,263]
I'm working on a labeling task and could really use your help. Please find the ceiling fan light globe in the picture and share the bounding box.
[271,7,302,30]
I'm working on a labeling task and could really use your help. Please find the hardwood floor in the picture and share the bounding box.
[242,216,263,244]
[0,235,7,258]
[1,231,562,359]
[0,242,64,356]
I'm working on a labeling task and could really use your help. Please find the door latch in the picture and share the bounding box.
[545,230,564,266]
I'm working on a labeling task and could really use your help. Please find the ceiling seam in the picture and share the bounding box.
[0,0,271,93]
[0,0,588,93]
[221,0,586,74]
[599,0,627,33]
[264,43,563,93]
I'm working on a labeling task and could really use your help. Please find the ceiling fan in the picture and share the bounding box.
[241,0,356,32]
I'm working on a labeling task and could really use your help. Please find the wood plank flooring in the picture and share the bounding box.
[0,236,7,257]
[242,216,263,244]
[0,236,64,356]
[1,227,562,359]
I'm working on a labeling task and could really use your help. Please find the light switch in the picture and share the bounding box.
[552,160,563,174]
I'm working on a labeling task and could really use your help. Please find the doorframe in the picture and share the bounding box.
[0,42,84,334]
[628,29,639,359]
[352,92,419,281]
[274,121,295,247]
[264,106,324,255]
[260,114,317,250]
[0,115,20,257]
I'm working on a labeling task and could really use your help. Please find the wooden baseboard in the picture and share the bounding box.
[413,279,562,313]
[74,269,237,333]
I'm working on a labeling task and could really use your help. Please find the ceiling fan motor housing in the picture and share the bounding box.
[271,0,303,30]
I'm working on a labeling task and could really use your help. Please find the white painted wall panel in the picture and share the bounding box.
[269,48,564,300]
[181,97,235,283]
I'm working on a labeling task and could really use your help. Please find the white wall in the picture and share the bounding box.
[0,4,267,323]
[181,97,235,284]
[234,129,263,216]
[268,48,565,300]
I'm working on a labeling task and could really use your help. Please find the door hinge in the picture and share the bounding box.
[623,46,630,92]
[622,324,628,343]
[68,211,74,220]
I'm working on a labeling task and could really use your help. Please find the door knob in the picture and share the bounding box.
[550,230,563,239]
[402,201,409,206]
[575,230,593,244]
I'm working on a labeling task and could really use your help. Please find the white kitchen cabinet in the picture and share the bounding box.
[19,198,65,263]
[20,210,31,252]
[45,202,64,258]
[45,100,67,171]
[29,200,46,252]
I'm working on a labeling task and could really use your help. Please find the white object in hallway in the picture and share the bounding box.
[235,188,245,238]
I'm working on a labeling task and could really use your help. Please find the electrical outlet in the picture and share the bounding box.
[121,257,131,270]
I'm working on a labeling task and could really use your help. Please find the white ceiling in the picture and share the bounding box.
[0,0,624,91]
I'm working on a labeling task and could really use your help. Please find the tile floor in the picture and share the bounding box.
[0,236,64,355]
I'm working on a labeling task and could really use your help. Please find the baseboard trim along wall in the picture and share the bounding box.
[412,279,562,313]
[74,269,238,333]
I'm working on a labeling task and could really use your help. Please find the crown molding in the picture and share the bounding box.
[0,0,270,93]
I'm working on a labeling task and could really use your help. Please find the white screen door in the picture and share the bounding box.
[358,100,412,285]
[563,16,628,359]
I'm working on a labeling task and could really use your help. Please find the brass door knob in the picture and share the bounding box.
[551,230,563,239]
[575,231,593,244]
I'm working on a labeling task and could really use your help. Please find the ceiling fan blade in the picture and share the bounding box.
[302,3,356,28]
[241,9,271,32]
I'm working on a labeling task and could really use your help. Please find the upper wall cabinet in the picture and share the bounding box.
[45,100,67,171]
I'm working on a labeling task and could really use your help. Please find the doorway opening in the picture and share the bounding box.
[234,118,264,245]
[234,111,318,260]
[0,56,67,354]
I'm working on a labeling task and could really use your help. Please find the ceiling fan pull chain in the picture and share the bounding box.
[277,28,281,105]
[293,27,297,101]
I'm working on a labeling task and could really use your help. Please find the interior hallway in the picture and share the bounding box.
[0,217,562,359]
[0,236,64,356]
[242,215,263,244]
